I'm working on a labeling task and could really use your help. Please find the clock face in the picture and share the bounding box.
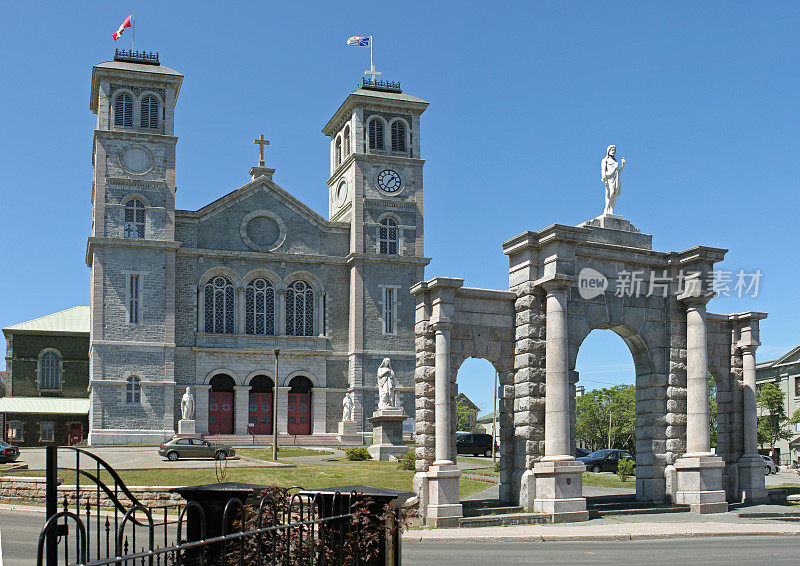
[335,180,348,206]
[377,169,401,193]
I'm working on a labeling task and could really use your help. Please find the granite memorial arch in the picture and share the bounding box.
[411,147,768,527]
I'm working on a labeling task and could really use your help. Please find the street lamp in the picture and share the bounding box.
[273,349,279,461]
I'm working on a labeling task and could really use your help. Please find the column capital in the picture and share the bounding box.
[195,384,212,391]
[233,385,252,391]
[431,319,453,333]
[739,343,760,355]
[677,292,714,307]
[535,274,576,294]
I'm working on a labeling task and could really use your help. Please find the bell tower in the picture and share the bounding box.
[322,78,429,432]
[86,50,183,445]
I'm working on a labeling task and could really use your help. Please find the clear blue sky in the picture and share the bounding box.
[2,3,798,415]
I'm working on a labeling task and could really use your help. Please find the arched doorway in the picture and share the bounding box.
[248,375,274,435]
[454,358,500,461]
[209,374,235,435]
[287,376,312,435]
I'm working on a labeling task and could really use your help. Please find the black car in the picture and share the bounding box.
[575,447,590,458]
[577,449,635,473]
[456,433,498,457]
[0,440,20,464]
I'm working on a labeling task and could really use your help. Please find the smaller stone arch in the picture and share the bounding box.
[204,369,242,386]
[199,266,242,288]
[282,370,321,388]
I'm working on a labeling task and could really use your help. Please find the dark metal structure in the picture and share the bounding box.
[37,445,402,565]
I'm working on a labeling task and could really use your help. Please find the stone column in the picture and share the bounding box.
[738,344,768,502]
[277,386,290,434]
[425,320,462,527]
[528,279,587,520]
[233,385,251,436]
[312,388,327,435]
[195,385,211,435]
[675,295,728,513]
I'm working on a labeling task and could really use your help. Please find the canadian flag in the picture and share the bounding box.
[112,15,133,41]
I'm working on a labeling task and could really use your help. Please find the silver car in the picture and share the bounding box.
[761,455,778,475]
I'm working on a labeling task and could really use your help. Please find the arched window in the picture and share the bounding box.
[39,351,61,391]
[140,95,158,129]
[124,199,145,239]
[379,217,399,254]
[114,93,133,127]
[204,276,235,334]
[344,126,351,155]
[391,121,407,152]
[286,280,315,336]
[335,136,342,167]
[126,376,141,404]
[246,278,275,335]
[368,118,384,151]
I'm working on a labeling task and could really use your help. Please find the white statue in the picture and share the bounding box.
[377,358,397,410]
[180,387,195,420]
[601,144,625,216]
[342,392,355,422]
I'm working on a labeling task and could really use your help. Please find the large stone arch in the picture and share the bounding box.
[413,218,768,527]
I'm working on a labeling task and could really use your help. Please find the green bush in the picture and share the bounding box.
[493,460,501,472]
[397,448,415,470]
[345,447,372,461]
[617,458,635,481]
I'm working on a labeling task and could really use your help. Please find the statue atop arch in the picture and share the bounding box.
[601,144,625,216]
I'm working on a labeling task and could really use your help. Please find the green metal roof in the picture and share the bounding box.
[3,306,90,334]
[0,397,89,415]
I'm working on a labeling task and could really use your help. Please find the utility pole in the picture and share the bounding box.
[492,369,498,463]
[273,349,279,461]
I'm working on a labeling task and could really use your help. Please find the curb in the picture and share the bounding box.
[403,529,800,543]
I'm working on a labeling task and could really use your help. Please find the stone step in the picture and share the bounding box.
[588,505,690,518]
[459,512,551,528]
[466,505,524,516]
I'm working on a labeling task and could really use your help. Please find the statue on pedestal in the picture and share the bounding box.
[377,358,397,410]
[342,392,355,422]
[601,144,626,216]
[180,387,195,420]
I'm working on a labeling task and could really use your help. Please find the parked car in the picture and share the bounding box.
[158,438,235,461]
[456,433,498,457]
[761,454,778,475]
[575,447,590,458]
[577,449,635,473]
[0,440,20,463]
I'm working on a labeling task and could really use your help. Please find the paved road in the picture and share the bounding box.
[403,536,800,564]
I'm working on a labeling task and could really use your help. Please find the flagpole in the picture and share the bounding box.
[370,34,374,82]
[132,11,135,52]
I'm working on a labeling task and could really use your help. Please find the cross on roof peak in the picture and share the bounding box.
[253,134,270,166]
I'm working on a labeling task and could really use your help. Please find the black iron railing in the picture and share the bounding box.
[114,49,160,65]
[359,77,402,93]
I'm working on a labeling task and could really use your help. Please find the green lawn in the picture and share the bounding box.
[238,447,333,460]
[582,471,635,488]
[2,460,488,499]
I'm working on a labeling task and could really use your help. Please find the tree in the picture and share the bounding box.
[456,396,479,432]
[757,382,791,454]
[708,373,718,448]
[576,384,636,453]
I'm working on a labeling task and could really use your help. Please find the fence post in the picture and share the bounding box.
[45,444,57,566]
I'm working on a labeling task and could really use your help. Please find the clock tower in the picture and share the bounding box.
[322,78,429,430]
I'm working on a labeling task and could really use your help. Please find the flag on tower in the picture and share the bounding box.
[347,35,370,46]
[112,15,133,41]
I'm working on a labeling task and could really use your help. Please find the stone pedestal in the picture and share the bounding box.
[530,459,588,521]
[425,463,462,528]
[177,419,200,438]
[367,408,408,461]
[738,454,769,503]
[337,420,360,444]
[674,455,729,513]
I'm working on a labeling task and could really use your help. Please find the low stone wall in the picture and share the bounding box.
[0,477,186,509]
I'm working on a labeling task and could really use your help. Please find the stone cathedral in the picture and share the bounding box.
[86,50,428,444]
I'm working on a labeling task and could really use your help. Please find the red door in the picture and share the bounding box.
[69,423,82,446]
[287,393,311,435]
[248,392,273,434]
[209,392,234,434]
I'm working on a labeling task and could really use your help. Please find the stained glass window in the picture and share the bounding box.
[124,199,145,239]
[39,351,60,391]
[379,217,398,255]
[115,93,133,127]
[384,287,395,334]
[126,376,141,404]
[129,274,140,324]
[246,278,275,335]
[286,280,314,336]
[140,95,159,129]
[369,118,383,150]
[391,121,406,152]
[204,276,235,334]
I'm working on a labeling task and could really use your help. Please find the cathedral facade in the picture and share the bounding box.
[86,51,428,444]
